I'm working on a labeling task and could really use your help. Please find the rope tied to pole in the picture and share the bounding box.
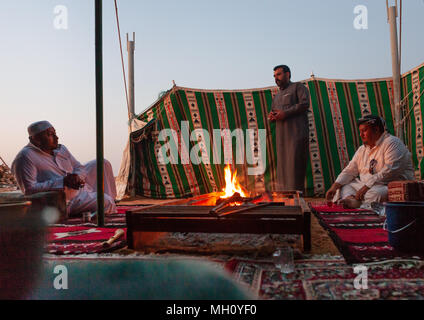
[114,0,131,120]
[399,85,424,127]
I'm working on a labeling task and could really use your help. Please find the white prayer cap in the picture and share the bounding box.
[27,121,53,137]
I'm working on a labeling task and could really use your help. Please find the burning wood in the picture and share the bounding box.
[209,165,265,216]
[220,165,247,199]
[209,193,263,216]
[210,192,244,216]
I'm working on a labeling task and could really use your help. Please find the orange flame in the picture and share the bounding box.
[220,165,248,199]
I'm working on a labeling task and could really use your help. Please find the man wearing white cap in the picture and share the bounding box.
[11,121,117,216]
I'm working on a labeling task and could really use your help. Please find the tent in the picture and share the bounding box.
[116,62,424,200]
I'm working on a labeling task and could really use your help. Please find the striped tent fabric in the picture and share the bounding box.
[126,63,424,198]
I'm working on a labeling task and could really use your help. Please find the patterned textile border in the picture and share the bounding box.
[44,206,135,255]
[49,206,143,228]
[225,258,424,300]
[311,204,424,264]
[126,63,424,199]
[45,226,127,255]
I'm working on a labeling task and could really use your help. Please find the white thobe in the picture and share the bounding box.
[11,143,117,215]
[334,132,414,204]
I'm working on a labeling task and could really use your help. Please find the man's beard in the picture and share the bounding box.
[50,141,59,150]
[276,79,287,88]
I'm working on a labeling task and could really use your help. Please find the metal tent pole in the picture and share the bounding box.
[95,0,105,227]
[127,32,137,197]
[127,33,135,118]
[387,3,403,141]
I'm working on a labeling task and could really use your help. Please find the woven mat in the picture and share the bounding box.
[45,206,137,255]
[311,204,424,264]
[225,257,424,299]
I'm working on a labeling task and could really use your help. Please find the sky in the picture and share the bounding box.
[1,0,423,176]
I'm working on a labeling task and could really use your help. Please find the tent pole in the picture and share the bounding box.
[95,0,105,227]
[387,4,403,141]
[127,33,137,197]
[127,33,135,118]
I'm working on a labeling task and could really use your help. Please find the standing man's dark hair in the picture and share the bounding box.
[273,65,291,79]
[268,65,310,193]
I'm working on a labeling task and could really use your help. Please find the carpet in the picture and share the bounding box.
[225,257,424,300]
[45,205,146,255]
[311,204,424,264]
[46,226,127,255]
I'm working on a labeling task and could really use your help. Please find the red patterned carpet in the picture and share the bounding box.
[42,204,424,300]
[45,206,134,255]
[224,257,424,300]
[311,204,424,264]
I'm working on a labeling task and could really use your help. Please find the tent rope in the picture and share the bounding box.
[399,76,424,106]
[0,155,10,170]
[399,0,402,70]
[114,0,131,120]
[399,85,424,126]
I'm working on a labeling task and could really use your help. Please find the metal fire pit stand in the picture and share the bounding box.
[125,191,311,252]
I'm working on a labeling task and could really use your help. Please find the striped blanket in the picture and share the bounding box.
[127,63,424,198]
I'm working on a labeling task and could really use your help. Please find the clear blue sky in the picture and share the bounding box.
[1,0,423,175]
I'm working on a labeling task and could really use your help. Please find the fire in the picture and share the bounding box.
[220,165,247,199]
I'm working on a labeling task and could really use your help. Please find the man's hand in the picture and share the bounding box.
[355,185,370,201]
[64,174,85,190]
[326,183,342,202]
[268,110,286,121]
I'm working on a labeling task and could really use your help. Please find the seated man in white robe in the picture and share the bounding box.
[12,121,117,216]
[326,115,414,209]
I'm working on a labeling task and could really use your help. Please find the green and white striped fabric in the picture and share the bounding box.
[127,63,424,198]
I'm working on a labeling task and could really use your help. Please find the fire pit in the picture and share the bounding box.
[126,165,311,252]
[125,190,311,252]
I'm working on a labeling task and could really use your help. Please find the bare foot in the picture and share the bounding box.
[338,197,362,209]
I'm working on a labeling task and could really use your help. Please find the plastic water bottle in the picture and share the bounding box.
[272,247,295,274]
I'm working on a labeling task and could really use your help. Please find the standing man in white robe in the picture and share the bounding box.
[326,115,414,208]
[12,121,117,216]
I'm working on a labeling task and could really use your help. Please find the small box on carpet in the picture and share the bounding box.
[388,180,424,202]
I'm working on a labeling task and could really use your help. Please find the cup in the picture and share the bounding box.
[82,211,98,224]
[82,211,91,223]
[90,211,98,224]
[272,246,295,274]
